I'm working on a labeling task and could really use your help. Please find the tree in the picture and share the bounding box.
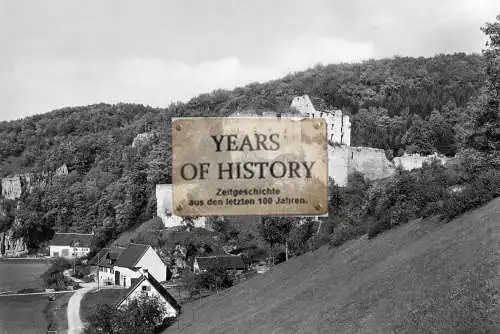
[84,294,169,334]
[468,15,500,151]
[84,304,119,334]
[259,216,295,262]
[259,216,294,248]
[208,216,239,241]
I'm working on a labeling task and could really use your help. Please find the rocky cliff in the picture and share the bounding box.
[0,165,68,256]
[0,229,28,257]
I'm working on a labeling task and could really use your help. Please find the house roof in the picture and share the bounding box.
[195,255,246,271]
[89,247,126,267]
[50,233,93,248]
[115,273,180,312]
[114,243,150,269]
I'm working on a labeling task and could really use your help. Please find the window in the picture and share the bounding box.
[142,286,151,292]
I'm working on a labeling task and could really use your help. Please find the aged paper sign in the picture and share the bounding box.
[172,117,328,216]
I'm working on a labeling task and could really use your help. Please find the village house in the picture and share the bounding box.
[92,246,126,286]
[49,232,93,258]
[115,269,180,320]
[193,255,246,274]
[110,243,169,288]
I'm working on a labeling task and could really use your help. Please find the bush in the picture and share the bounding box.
[196,267,233,291]
[366,150,499,238]
[84,294,169,334]
[330,220,365,246]
[41,258,72,290]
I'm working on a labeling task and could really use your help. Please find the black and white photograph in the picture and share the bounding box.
[0,1,499,333]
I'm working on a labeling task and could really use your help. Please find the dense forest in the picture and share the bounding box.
[0,41,496,251]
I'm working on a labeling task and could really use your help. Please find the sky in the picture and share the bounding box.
[1,0,500,121]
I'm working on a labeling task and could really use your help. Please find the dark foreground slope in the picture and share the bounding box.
[166,198,500,334]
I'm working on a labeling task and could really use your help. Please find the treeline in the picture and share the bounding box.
[0,50,492,251]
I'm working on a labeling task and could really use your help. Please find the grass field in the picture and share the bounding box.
[0,292,72,334]
[80,288,125,322]
[0,294,50,334]
[0,259,51,293]
[165,198,500,334]
[0,258,72,333]
[44,292,72,333]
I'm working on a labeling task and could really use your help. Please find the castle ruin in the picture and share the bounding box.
[290,95,449,186]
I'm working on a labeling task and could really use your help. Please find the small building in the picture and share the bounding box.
[115,269,180,320]
[92,247,126,286]
[49,232,93,259]
[193,255,246,274]
[113,243,168,288]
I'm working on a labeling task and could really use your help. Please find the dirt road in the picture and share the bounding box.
[67,281,96,333]
[64,270,97,334]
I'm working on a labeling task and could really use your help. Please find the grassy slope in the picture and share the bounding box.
[166,198,500,334]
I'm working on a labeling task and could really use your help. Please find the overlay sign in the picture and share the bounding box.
[172,117,328,216]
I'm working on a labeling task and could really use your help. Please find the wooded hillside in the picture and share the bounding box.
[0,52,490,250]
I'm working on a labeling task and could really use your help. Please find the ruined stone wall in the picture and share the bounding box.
[329,111,343,144]
[155,184,205,228]
[342,116,351,147]
[394,152,449,171]
[327,146,396,187]
[290,95,316,115]
[291,95,350,146]
[327,145,349,187]
[348,147,396,181]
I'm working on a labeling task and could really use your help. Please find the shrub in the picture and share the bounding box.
[366,150,499,238]
[84,294,169,334]
[330,221,365,246]
[41,258,72,290]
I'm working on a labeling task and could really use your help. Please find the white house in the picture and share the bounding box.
[112,243,168,288]
[115,269,180,319]
[92,247,126,286]
[49,232,93,259]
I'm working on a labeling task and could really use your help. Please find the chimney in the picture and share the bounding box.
[142,268,149,277]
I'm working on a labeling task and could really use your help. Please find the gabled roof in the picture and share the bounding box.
[89,247,126,267]
[195,255,246,271]
[114,243,150,269]
[50,233,93,248]
[114,273,181,312]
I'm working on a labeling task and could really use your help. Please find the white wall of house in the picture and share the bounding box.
[113,266,141,287]
[118,278,178,318]
[49,245,90,259]
[97,267,115,285]
[136,247,167,283]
